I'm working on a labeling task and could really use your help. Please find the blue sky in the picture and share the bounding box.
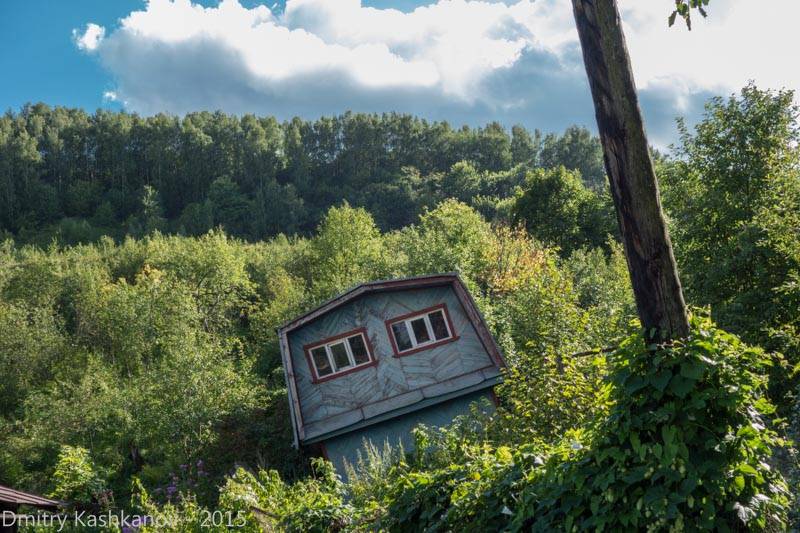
[0,0,426,112]
[0,0,133,112]
[1,0,796,148]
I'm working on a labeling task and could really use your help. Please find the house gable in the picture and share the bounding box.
[278,274,504,446]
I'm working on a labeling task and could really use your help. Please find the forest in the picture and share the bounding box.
[0,103,609,246]
[0,84,798,530]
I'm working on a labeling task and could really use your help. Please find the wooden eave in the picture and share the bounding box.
[0,485,62,510]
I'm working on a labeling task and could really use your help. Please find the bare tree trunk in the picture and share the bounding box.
[571,0,690,341]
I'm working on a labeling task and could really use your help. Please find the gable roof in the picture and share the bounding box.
[278,273,464,334]
[277,273,505,448]
[0,484,62,510]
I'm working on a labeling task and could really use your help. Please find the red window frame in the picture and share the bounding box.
[384,303,459,357]
[303,327,377,383]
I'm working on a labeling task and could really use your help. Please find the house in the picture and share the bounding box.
[277,273,505,474]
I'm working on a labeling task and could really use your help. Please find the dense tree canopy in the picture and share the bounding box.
[512,166,616,255]
[0,105,605,245]
[660,85,800,401]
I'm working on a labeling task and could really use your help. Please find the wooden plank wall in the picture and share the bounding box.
[287,286,498,440]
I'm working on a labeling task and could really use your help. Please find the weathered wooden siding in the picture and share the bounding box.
[287,286,499,441]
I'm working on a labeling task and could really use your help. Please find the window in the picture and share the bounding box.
[386,304,457,356]
[304,329,375,382]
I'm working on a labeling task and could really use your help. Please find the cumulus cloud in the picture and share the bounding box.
[75,0,799,147]
[73,23,106,51]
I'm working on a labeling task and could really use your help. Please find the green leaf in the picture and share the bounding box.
[668,375,695,398]
[651,369,672,392]
[737,464,758,476]
[680,361,705,380]
[630,432,641,454]
[625,376,648,394]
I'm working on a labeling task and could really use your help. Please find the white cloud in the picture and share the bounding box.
[73,23,106,51]
[77,0,800,147]
[620,0,798,101]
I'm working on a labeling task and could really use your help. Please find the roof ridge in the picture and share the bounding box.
[277,272,461,333]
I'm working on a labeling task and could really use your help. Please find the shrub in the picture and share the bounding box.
[514,313,790,531]
[217,458,353,532]
[50,445,110,508]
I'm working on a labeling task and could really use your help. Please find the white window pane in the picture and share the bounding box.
[329,342,351,371]
[410,317,431,344]
[311,347,332,377]
[429,310,450,340]
[391,322,413,351]
[348,335,370,365]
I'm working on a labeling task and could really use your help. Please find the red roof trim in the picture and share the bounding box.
[278,274,459,335]
[384,303,460,357]
[303,327,377,384]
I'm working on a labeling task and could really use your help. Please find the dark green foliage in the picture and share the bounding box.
[510,124,540,166]
[0,105,608,243]
[539,126,606,190]
[515,314,789,531]
[208,176,250,235]
[660,85,800,407]
[512,166,617,255]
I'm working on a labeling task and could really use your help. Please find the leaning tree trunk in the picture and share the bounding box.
[571,0,690,341]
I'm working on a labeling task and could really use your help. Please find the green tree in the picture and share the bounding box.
[250,180,305,239]
[512,166,615,254]
[307,203,395,300]
[539,126,605,190]
[510,125,539,166]
[440,161,482,202]
[661,84,800,390]
[398,200,494,285]
[127,185,166,236]
[208,176,250,236]
[50,446,109,507]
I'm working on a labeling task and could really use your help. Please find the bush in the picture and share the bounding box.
[218,458,352,532]
[50,446,110,508]
[114,314,791,532]
[514,313,790,531]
